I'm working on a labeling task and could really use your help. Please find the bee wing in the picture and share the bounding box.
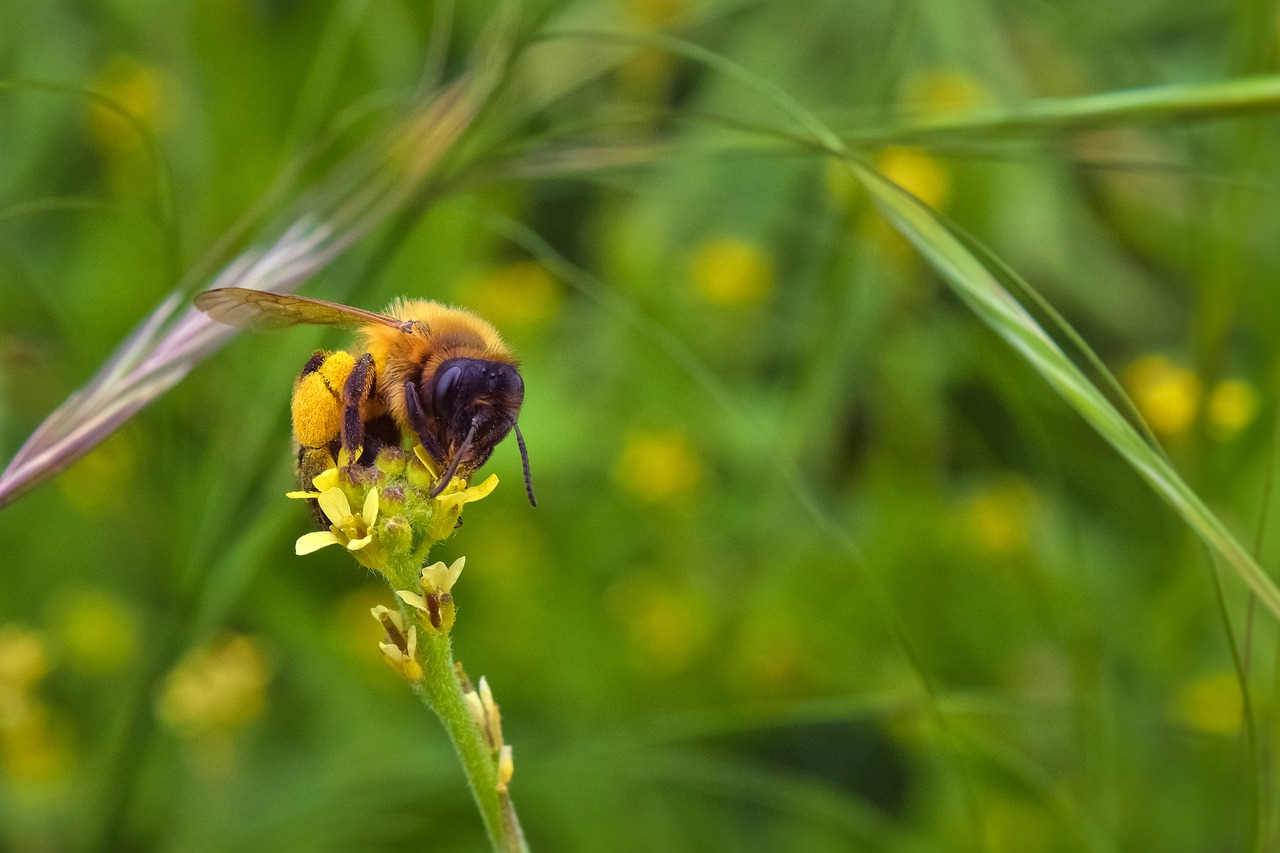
[194,288,402,331]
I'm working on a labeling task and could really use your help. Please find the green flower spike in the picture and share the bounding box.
[284,445,524,852]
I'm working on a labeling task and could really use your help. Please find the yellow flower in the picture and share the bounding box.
[875,147,951,211]
[625,0,688,28]
[460,261,563,329]
[901,68,992,114]
[1123,355,1201,437]
[613,430,703,502]
[462,674,504,753]
[398,557,466,608]
[1207,379,1258,440]
[434,475,500,515]
[399,557,467,633]
[294,487,380,556]
[963,476,1039,557]
[157,635,271,736]
[57,430,135,516]
[371,606,423,682]
[608,573,710,674]
[55,590,136,674]
[0,627,49,732]
[688,237,774,306]
[89,54,179,154]
[0,626,49,692]
[412,444,499,540]
[1174,671,1242,736]
[423,556,467,596]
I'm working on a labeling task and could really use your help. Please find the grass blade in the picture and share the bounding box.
[847,159,1280,620]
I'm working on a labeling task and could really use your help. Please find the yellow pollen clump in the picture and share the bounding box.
[1123,355,1201,437]
[689,237,774,306]
[291,351,355,448]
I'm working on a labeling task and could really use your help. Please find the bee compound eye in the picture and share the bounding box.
[433,364,463,418]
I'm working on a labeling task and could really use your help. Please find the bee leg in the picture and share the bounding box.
[403,380,445,462]
[340,353,376,463]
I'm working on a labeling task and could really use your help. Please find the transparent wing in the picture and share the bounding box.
[194,287,402,331]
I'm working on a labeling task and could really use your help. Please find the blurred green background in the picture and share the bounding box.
[3,0,1280,850]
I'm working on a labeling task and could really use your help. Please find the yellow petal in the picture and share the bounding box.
[285,490,321,499]
[362,488,379,527]
[445,556,466,588]
[296,530,341,555]
[436,474,499,512]
[396,590,430,612]
[422,561,449,593]
[423,556,466,594]
[412,444,441,477]
[312,467,340,492]
[497,744,514,787]
[317,487,353,526]
[370,605,404,631]
[347,534,374,551]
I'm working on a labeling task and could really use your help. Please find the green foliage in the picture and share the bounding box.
[3,1,1280,850]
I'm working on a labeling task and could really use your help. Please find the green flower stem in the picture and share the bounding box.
[411,623,527,853]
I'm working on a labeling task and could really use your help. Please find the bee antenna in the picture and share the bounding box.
[513,421,536,507]
[429,419,478,499]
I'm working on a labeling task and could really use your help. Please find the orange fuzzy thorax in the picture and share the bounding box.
[360,299,516,433]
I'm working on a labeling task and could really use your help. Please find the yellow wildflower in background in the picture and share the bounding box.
[836,147,951,265]
[54,589,136,674]
[623,0,688,28]
[963,475,1039,557]
[613,430,703,502]
[875,147,952,211]
[157,634,272,737]
[56,430,135,516]
[1207,378,1258,441]
[2,705,73,783]
[1174,671,1242,736]
[608,573,710,675]
[901,68,993,114]
[89,54,179,153]
[0,627,49,730]
[459,261,563,330]
[1123,355,1201,437]
[0,627,72,783]
[689,237,774,306]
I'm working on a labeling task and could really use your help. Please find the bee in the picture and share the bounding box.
[195,287,535,506]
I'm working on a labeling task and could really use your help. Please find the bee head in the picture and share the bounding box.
[416,357,534,505]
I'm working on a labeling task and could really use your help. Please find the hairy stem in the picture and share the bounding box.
[406,612,528,853]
